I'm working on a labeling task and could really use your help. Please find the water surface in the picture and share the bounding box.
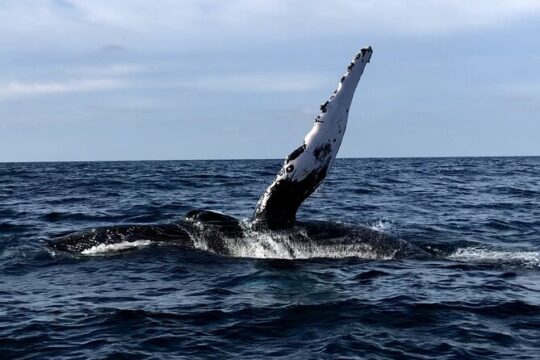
[1,157,539,359]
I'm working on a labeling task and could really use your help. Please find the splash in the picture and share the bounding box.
[220,233,395,260]
[369,219,394,234]
[190,222,402,260]
[448,246,540,268]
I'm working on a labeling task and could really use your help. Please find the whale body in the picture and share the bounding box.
[49,209,427,259]
[47,47,425,259]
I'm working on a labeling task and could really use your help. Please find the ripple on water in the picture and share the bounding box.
[1,158,539,359]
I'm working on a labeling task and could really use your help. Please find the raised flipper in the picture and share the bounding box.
[252,47,373,229]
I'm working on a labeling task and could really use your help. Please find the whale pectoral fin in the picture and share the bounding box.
[252,47,373,230]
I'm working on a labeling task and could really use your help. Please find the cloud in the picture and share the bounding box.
[0,79,125,99]
[70,63,145,77]
[178,72,329,93]
[0,70,323,102]
[2,0,540,53]
[0,62,143,100]
[68,0,540,35]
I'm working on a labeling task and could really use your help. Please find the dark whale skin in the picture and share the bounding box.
[49,210,428,259]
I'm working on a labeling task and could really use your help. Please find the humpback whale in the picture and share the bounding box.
[48,47,425,259]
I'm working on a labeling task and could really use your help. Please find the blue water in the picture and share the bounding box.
[1,157,539,359]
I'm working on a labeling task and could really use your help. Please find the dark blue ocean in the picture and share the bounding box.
[1,157,539,359]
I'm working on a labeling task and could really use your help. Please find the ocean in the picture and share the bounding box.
[1,157,539,359]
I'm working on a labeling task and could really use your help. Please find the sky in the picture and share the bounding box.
[1,0,539,162]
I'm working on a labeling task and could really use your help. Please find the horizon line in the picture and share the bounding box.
[1,154,539,164]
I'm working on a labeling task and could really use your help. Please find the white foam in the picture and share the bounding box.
[449,247,540,268]
[223,232,293,259]
[81,240,152,255]
[210,229,396,260]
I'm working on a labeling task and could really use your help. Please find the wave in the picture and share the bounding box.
[41,211,124,223]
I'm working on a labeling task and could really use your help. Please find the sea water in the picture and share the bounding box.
[1,157,539,359]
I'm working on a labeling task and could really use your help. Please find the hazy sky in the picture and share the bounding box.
[1,0,539,161]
